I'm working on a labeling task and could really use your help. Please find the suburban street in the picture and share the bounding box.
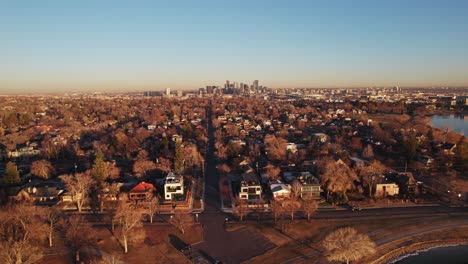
[193,103,276,264]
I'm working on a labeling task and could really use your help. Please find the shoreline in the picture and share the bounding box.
[372,238,468,264]
[387,243,468,263]
[426,114,467,138]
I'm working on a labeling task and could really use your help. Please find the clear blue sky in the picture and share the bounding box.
[1,0,468,93]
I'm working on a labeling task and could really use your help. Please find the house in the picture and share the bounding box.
[164,172,184,200]
[286,143,298,153]
[270,180,291,200]
[172,134,183,143]
[350,157,367,166]
[7,145,41,158]
[312,133,329,143]
[375,178,399,198]
[300,183,322,199]
[230,138,246,146]
[239,172,262,201]
[386,172,418,197]
[419,155,434,167]
[129,182,156,202]
[5,187,31,203]
[25,182,64,204]
[440,143,457,155]
[282,171,314,183]
[299,175,322,199]
[147,124,157,130]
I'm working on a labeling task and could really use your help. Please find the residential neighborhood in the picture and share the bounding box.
[0,87,467,263]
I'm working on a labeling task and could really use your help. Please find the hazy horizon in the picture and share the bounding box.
[2,0,468,94]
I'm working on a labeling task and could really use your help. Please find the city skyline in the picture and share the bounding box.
[2,0,468,94]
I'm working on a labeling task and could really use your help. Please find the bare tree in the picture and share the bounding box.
[156,157,172,174]
[362,144,374,159]
[264,134,287,161]
[39,207,62,247]
[232,197,249,221]
[146,196,160,223]
[290,180,302,198]
[113,202,145,253]
[0,203,45,264]
[215,141,227,159]
[169,211,193,234]
[30,160,55,179]
[322,227,376,264]
[60,171,95,212]
[0,203,45,243]
[301,199,318,222]
[132,160,156,178]
[265,164,280,181]
[0,240,43,264]
[217,163,231,175]
[183,144,203,169]
[270,199,285,223]
[357,160,386,198]
[319,158,359,203]
[136,149,149,160]
[283,197,301,221]
[62,215,97,262]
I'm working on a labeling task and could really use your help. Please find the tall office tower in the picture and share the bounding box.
[239,84,245,95]
[166,87,171,95]
[206,86,213,94]
[225,80,230,90]
[177,90,183,97]
[253,80,259,91]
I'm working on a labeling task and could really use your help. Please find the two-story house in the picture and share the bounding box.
[164,172,184,200]
[239,172,262,201]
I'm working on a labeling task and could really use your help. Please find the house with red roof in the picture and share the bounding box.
[129,182,156,202]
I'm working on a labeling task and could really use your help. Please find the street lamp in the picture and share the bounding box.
[195,213,199,223]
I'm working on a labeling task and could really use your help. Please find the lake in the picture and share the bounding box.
[430,115,468,136]
[394,244,468,264]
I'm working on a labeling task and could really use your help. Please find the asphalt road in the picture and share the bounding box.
[193,102,276,264]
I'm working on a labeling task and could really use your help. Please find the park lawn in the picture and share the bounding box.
[121,224,202,263]
[50,223,203,263]
[41,253,73,264]
[251,224,291,246]
[246,216,465,264]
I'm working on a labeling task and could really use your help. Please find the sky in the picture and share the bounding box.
[1,0,468,94]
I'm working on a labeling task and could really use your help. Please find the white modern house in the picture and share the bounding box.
[269,180,291,200]
[239,172,262,201]
[164,172,184,200]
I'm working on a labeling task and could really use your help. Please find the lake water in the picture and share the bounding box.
[394,244,468,264]
[430,115,468,136]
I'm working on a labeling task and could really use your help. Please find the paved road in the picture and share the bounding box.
[313,204,468,220]
[193,102,276,264]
